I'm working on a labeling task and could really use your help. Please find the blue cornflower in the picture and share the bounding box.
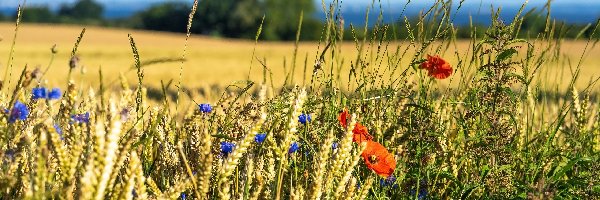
[418,189,428,200]
[220,142,235,155]
[332,142,339,150]
[199,103,212,113]
[32,87,47,100]
[379,175,398,188]
[8,101,29,123]
[288,142,299,154]
[254,133,267,143]
[180,193,186,200]
[71,112,90,124]
[409,187,428,200]
[47,88,62,100]
[53,124,62,133]
[4,149,15,161]
[298,113,311,124]
[54,124,63,139]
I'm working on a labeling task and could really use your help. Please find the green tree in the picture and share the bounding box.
[518,11,547,38]
[194,0,320,40]
[194,0,264,38]
[135,3,189,32]
[135,0,266,38]
[19,6,56,23]
[134,0,320,40]
[58,0,104,21]
[263,0,317,40]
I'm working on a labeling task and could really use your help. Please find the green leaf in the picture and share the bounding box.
[461,184,478,199]
[496,48,518,62]
[551,157,592,182]
[438,171,461,188]
[593,185,600,193]
[508,39,528,45]
[480,165,490,181]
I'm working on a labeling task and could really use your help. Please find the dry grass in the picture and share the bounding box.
[0,23,598,92]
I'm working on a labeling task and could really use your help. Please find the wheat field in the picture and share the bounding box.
[1,23,598,92]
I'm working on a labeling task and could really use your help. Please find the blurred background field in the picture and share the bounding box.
[0,23,598,94]
[0,0,598,100]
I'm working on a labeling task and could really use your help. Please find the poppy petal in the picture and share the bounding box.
[338,109,349,128]
[352,123,373,143]
[420,55,452,79]
[361,140,396,177]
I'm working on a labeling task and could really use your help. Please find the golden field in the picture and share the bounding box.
[0,23,598,93]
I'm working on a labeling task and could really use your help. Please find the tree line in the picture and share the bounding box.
[0,0,597,40]
[0,0,322,41]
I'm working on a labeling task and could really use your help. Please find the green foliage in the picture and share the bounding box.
[3,0,105,25]
[261,0,319,40]
[134,3,189,33]
[134,0,321,40]
[1,1,598,41]
[194,0,264,38]
[19,6,56,23]
[348,8,600,41]
[58,0,104,21]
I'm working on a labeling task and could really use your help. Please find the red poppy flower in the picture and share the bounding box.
[419,55,452,79]
[338,109,349,128]
[352,123,373,143]
[361,140,396,177]
[338,109,373,143]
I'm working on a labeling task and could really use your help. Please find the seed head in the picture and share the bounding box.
[69,55,79,69]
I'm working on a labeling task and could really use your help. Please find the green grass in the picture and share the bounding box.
[0,0,599,199]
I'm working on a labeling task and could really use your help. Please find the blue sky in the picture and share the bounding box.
[2,0,600,7]
[2,0,599,11]
[1,0,598,25]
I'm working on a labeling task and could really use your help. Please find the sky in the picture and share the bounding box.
[2,0,600,8]
[0,0,598,25]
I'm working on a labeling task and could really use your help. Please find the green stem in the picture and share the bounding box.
[275,155,285,200]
